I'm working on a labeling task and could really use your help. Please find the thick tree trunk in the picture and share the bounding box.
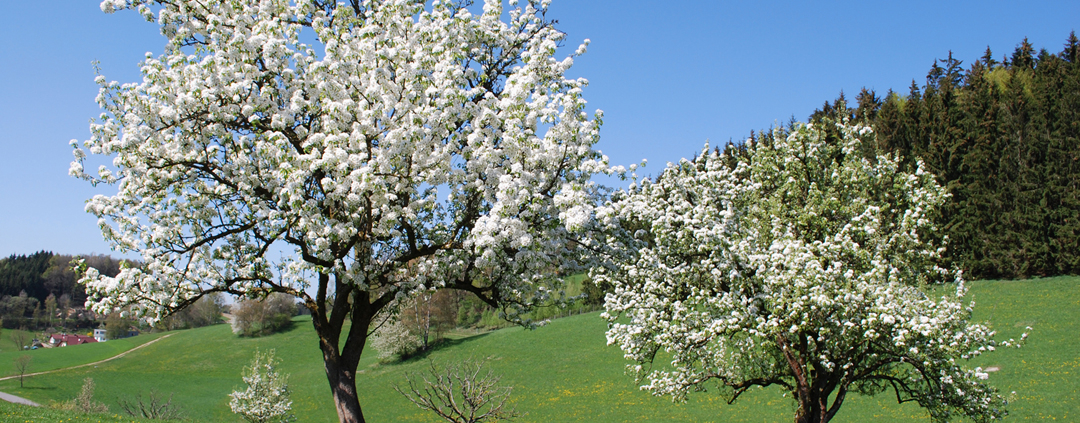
[311,285,375,423]
[780,334,837,423]
[794,400,824,423]
[323,352,366,423]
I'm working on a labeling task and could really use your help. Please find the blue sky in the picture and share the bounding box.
[1,1,1077,256]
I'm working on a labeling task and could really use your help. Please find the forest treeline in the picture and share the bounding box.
[0,251,126,329]
[800,33,1080,279]
[0,251,231,332]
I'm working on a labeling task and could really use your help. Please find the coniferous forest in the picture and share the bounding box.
[804,33,1080,280]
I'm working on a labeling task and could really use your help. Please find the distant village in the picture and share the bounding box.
[30,327,140,349]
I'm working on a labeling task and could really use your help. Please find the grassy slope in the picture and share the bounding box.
[0,400,182,423]
[965,277,1079,420]
[0,328,35,353]
[0,276,1075,422]
[0,332,167,378]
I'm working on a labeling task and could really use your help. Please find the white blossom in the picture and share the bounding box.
[596,121,1015,422]
[230,349,294,423]
[73,1,606,421]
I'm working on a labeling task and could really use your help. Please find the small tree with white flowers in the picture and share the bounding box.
[230,349,295,423]
[596,120,1024,423]
[371,314,420,360]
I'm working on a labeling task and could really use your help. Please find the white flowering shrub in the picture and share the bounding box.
[73,0,605,421]
[596,121,1022,423]
[371,314,420,360]
[230,349,294,423]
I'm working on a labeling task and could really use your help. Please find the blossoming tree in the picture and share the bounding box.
[72,1,604,421]
[230,349,294,423]
[595,121,1020,423]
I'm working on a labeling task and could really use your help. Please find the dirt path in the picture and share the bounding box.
[0,333,175,406]
[0,391,39,407]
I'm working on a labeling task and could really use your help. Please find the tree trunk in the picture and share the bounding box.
[780,334,835,423]
[323,353,366,423]
[794,400,824,423]
[312,292,373,423]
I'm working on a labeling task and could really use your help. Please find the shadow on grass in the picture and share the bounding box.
[23,386,57,391]
[388,332,494,365]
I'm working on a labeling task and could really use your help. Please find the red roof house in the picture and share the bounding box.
[49,333,98,347]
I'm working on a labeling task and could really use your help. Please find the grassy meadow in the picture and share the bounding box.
[0,276,1075,422]
[0,400,178,423]
[0,332,168,379]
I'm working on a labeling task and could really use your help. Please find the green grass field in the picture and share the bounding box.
[0,400,179,423]
[0,332,167,379]
[0,276,1075,422]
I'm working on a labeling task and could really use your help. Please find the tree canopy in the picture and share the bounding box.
[596,121,1021,423]
[72,1,605,422]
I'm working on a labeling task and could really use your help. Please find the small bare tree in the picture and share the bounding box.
[10,331,28,351]
[119,390,183,420]
[13,354,32,388]
[396,360,518,423]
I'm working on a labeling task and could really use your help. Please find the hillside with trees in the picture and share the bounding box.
[0,252,128,330]
[801,33,1080,280]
